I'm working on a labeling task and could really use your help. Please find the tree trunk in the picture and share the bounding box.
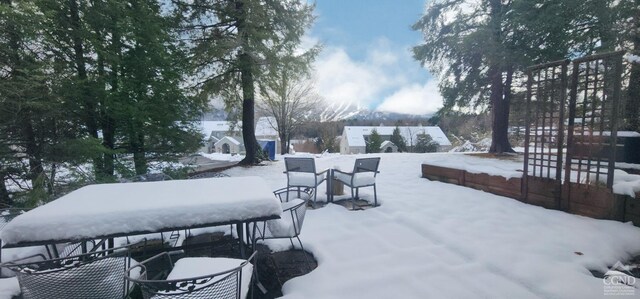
[239,52,260,165]
[0,171,10,207]
[487,0,513,154]
[70,0,104,175]
[5,0,45,190]
[133,130,147,175]
[280,132,288,155]
[21,115,44,188]
[236,0,260,165]
[626,21,640,131]
[488,65,514,153]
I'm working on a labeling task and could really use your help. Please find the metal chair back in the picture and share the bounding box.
[285,157,316,173]
[353,157,381,175]
[3,246,133,299]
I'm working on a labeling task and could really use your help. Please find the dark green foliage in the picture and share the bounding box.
[366,129,383,154]
[412,0,632,153]
[177,0,316,165]
[0,0,206,206]
[390,127,407,152]
[414,134,439,153]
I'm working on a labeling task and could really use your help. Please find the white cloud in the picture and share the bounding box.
[376,80,443,115]
[311,36,443,115]
[314,46,400,109]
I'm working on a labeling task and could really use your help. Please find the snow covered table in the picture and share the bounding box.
[0,176,282,250]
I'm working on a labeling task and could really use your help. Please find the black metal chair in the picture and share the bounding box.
[125,251,256,299]
[333,157,381,209]
[3,246,135,299]
[251,196,312,270]
[284,157,328,205]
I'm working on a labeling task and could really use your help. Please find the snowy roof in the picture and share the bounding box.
[196,118,279,139]
[196,121,242,138]
[255,117,278,137]
[380,140,396,149]
[215,136,242,146]
[343,126,452,147]
[0,177,281,245]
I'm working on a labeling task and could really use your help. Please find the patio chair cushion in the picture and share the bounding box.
[266,199,306,238]
[334,172,376,187]
[163,257,252,298]
[287,172,325,187]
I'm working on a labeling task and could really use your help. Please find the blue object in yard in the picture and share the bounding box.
[258,140,276,160]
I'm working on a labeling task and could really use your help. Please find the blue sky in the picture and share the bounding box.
[308,0,443,115]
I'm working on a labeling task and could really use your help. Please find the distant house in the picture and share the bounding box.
[380,140,398,153]
[196,117,280,155]
[340,125,452,154]
[214,136,243,154]
[196,121,242,153]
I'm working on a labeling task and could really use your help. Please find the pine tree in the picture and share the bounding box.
[366,129,383,154]
[390,127,407,152]
[414,134,439,153]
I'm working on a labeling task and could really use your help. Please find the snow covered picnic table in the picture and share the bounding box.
[0,176,282,248]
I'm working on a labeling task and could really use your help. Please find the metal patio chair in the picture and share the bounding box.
[125,251,256,299]
[333,157,381,209]
[251,197,312,270]
[284,157,328,205]
[3,246,135,299]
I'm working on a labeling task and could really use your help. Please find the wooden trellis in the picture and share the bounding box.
[523,51,625,217]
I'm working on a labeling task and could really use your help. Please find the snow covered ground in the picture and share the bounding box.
[222,153,640,299]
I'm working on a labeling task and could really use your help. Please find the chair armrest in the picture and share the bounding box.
[333,169,354,176]
[282,199,306,212]
[316,168,329,176]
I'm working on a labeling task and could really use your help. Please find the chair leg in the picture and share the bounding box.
[289,238,296,249]
[313,187,318,208]
[350,187,355,211]
[373,184,378,207]
[286,186,292,202]
[296,236,313,272]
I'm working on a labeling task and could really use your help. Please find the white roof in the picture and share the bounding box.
[0,177,281,245]
[380,140,395,149]
[196,121,242,138]
[215,136,242,146]
[343,126,451,147]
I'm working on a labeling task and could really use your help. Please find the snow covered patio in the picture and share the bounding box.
[224,153,640,299]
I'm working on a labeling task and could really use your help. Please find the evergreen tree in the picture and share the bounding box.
[414,134,439,153]
[390,127,407,152]
[178,0,316,165]
[412,0,620,154]
[366,129,383,154]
